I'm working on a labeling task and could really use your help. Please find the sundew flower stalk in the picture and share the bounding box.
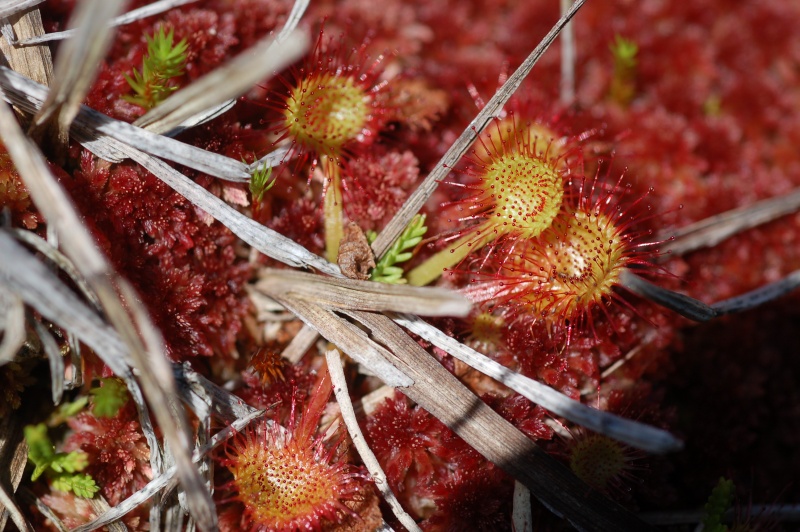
[272,28,388,262]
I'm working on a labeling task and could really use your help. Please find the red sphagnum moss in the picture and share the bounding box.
[8,0,800,529]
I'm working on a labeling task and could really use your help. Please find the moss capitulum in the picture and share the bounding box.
[285,72,370,156]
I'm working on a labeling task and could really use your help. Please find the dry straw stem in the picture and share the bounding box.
[0,230,165,513]
[370,0,586,259]
[14,0,200,45]
[0,409,29,532]
[268,294,415,388]
[660,185,800,256]
[31,319,64,405]
[30,0,126,139]
[325,349,422,532]
[620,268,800,321]
[254,268,471,317]
[0,98,216,530]
[0,0,45,20]
[0,287,25,365]
[0,65,249,178]
[280,323,319,364]
[394,313,683,454]
[0,5,53,87]
[513,481,533,532]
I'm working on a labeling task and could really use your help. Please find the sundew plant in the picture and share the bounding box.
[0,1,799,531]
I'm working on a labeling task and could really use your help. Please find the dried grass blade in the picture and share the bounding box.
[31,0,125,135]
[10,228,100,309]
[134,29,308,134]
[620,270,719,322]
[72,409,265,532]
[0,65,251,178]
[255,268,471,317]
[0,287,25,364]
[0,101,216,530]
[393,313,684,454]
[342,309,652,532]
[121,146,340,274]
[1,483,32,532]
[0,6,54,87]
[173,364,258,422]
[0,0,45,19]
[280,323,318,363]
[0,231,165,492]
[712,269,800,315]
[17,0,198,45]
[371,0,586,258]
[0,231,132,374]
[76,105,251,180]
[269,294,414,388]
[512,481,533,532]
[660,186,800,256]
[31,319,64,405]
[325,349,421,532]
[0,410,30,532]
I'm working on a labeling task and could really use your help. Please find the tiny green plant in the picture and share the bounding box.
[609,34,638,106]
[89,377,129,418]
[702,477,735,532]
[24,423,99,498]
[370,214,427,284]
[124,27,188,110]
[249,163,276,203]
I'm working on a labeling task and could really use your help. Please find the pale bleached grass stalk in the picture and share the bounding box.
[280,323,319,364]
[660,185,800,256]
[0,0,45,19]
[325,349,422,532]
[0,287,25,365]
[31,0,126,136]
[31,319,64,405]
[620,268,800,321]
[559,0,576,104]
[255,268,471,317]
[513,481,533,532]
[15,0,199,45]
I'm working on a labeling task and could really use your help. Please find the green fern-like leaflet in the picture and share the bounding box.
[24,423,99,498]
[370,214,427,284]
[124,27,188,109]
